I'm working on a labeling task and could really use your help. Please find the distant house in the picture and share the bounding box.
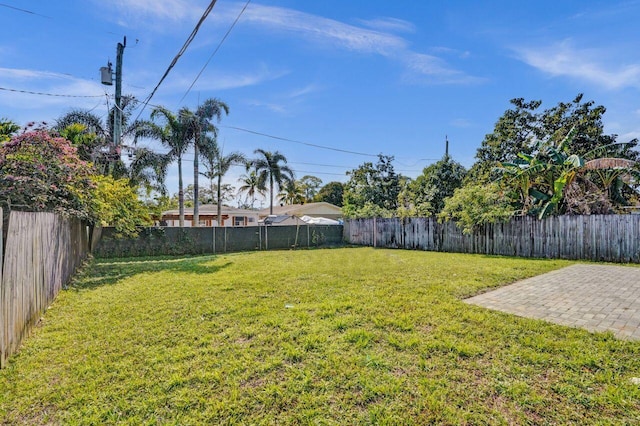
[161,204,260,227]
[258,202,342,226]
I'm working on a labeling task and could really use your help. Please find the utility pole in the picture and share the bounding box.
[100,36,126,155]
[445,135,449,157]
[114,37,126,147]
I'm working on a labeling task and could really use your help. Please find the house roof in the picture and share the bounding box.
[162,204,259,217]
[258,202,342,218]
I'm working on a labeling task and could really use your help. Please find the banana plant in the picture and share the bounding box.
[499,126,639,218]
[499,128,589,218]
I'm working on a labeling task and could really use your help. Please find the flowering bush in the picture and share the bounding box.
[0,130,96,220]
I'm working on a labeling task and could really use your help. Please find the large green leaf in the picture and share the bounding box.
[564,154,584,168]
[528,188,550,201]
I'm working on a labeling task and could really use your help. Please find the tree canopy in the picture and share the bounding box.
[400,154,466,217]
[469,94,638,182]
[314,181,344,207]
[343,155,401,218]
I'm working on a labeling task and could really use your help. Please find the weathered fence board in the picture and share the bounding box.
[0,211,90,368]
[345,215,640,263]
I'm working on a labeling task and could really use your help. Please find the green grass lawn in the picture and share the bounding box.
[1,248,639,424]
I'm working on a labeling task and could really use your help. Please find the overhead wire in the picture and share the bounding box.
[222,125,378,158]
[0,2,52,18]
[0,86,104,98]
[133,0,219,123]
[179,0,252,105]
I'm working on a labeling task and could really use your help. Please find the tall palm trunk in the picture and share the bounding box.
[217,172,223,226]
[178,157,184,227]
[193,142,199,227]
[269,174,274,215]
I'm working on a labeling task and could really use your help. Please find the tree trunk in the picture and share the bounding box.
[269,174,274,215]
[217,173,222,226]
[193,143,199,227]
[178,157,184,227]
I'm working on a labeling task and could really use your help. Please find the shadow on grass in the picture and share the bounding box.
[70,254,232,291]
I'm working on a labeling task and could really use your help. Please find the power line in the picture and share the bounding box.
[134,0,219,122]
[222,125,378,157]
[0,86,105,98]
[0,3,52,18]
[179,0,252,104]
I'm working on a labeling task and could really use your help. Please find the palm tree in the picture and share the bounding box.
[252,149,294,215]
[146,106,194,227]
[127,147,169,195]
[0,118,20,143]
[56,96,166,190]
[278,180,304,205]
[189,98,229,226]
[200,142,246,225]
[237,168,265,209]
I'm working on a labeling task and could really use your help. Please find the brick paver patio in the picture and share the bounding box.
[465,264,640,340]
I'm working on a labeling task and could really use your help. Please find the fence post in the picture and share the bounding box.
[373,217,377,248]
[0,207,4,368]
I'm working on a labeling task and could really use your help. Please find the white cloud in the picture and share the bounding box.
[107,0,201,24]
[619,131,640,142]
[0,67,107,113]
[356,17,416,33]
[0,67,75,82]
[430,46,471,59]
[287,84,322,99]
[515,40,640,90]
[403,53,485,84]
[237,3,478,84]
[101,1,479,85]
[166,66,289,94]
[246,100,287,114]
[236,3,407,56]
[450,118,472,128]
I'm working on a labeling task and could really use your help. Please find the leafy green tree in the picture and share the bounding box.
[314,181,344,206]
[298,175,322,202]
[403,154,466,216]
[252,149,294,215]
[144,194,176,223]
[0,130,95,220]
[439,183,514,234]
[469,94,639,182]
[343,155,401,218]
[91,175,151,238]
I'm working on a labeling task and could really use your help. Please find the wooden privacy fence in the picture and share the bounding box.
[345,215,640,263]
[0,209,91,368]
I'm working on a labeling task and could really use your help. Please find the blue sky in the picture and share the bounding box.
[2,0,640,204]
